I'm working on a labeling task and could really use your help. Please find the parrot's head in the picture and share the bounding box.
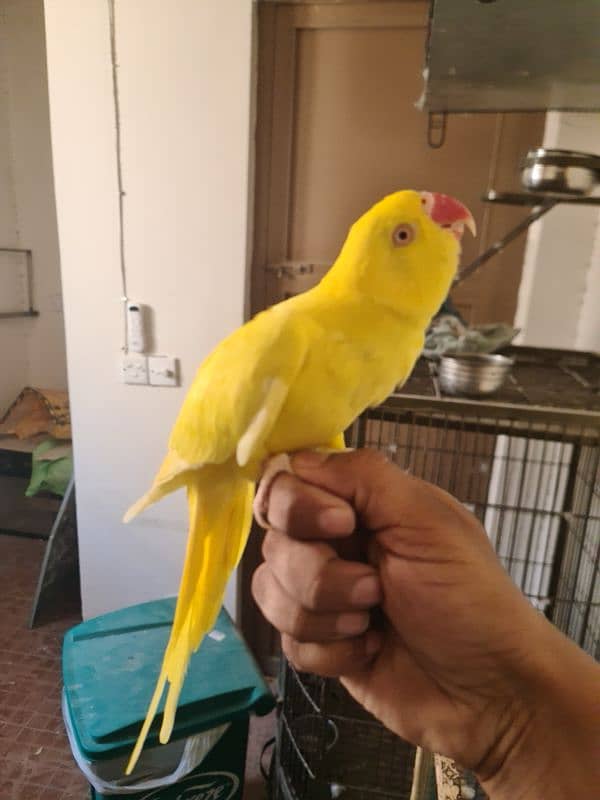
[325,189,476,321]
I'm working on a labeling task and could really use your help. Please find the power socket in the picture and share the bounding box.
[148,355,179,387]
[121,353,148,385]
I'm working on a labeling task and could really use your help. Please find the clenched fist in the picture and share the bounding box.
[252,449,599,800]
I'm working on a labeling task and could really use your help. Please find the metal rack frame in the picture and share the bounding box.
[274,346,599,800]
[455,191,600,285]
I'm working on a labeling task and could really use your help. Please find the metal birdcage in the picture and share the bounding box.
[274,346,600,800]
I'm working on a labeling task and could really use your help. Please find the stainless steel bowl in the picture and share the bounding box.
[521,148,600,196]
[438,353,514,397]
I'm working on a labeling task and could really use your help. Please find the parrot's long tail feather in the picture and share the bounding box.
[123,452,193,523]
[125,463,254,775]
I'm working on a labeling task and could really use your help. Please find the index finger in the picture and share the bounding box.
[261,471,356,540]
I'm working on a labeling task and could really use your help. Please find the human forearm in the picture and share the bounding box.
[481,618,600,800]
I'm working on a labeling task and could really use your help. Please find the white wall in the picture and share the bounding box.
[576,215,600,350]
[0,1,27,412]
[43,0,255,619]
[0,0,67,414]
[516,112,600,350]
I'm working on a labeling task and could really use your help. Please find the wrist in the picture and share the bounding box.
[479,617,600,800]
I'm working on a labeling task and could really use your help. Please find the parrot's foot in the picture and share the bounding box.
[253,453,293,528]
[253,445,355,528]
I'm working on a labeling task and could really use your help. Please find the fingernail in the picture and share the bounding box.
[318,506,354,534]
[364,630,383,657]
[292,451,330,469]
[336,613,369,636]
[350,575,381,607]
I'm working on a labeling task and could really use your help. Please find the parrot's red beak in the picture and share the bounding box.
[421,191,477,241]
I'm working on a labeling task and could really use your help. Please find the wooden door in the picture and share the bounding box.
[242,0,545,670]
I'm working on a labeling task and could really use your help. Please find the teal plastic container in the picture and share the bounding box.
[62,597,274,799]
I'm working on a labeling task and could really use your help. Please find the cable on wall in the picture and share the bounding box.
[107,0,129,349]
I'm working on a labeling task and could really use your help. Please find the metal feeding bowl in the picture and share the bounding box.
[520,148,600,196]
[438,353,514,397]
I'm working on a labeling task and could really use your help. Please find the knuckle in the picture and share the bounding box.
[356,447,390,470]
[269,473,299,529]
[278,475,320,530]
[288,604,308,638]
[303,564,329,611]
[282,636,320,674]
[281,636,303,670]
[250,564,268,606]
[282,637,357,678]
[261,530,276,561]
[303,575,322,611]
[286,491,310,530]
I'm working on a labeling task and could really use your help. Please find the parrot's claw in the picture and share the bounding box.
[253,453,294,528]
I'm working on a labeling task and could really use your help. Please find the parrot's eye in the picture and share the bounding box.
[391,224,415,247]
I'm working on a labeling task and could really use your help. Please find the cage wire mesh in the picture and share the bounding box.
[275,348,599,800]
[349,402,600,654]
[275,664,423,800]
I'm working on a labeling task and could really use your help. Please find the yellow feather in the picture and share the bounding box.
[126,463,253,773]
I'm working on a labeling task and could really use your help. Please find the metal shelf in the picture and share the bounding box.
[484,190,600,206]
[455,189,600,284]
[0,310,39,320]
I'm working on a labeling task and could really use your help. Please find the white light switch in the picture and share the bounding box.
[148,355,179,387]
[121,353,148,385]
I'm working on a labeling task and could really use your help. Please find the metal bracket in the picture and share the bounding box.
[427,112,447,149]
[265,261,322,279]
[456,189,600,284]
[0,247,38,319]
[455,203,555,285]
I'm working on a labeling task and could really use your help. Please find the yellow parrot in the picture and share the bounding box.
[124,189,475,773]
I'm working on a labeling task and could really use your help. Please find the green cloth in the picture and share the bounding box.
[424,315,519,359]
[26,438,73,497]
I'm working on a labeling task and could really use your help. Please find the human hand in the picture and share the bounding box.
[251,449,600,799]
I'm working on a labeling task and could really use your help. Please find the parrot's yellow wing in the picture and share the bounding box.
[170,306,314,466]
[124,306,312,521]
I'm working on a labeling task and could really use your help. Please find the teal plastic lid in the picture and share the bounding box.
[62,597,274,760]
